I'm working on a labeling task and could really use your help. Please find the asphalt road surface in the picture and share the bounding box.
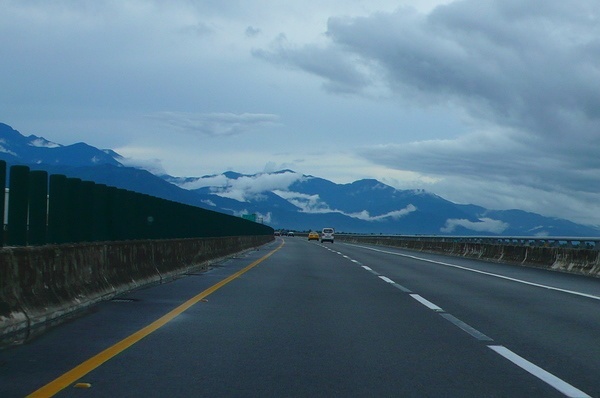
[2,237,600,397]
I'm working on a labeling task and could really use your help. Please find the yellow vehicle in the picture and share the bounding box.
[308,231,319,241]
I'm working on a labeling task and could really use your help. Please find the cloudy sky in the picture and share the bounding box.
[2,0,600,226]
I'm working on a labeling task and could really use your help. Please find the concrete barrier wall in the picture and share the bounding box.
[338,236,600,278]
[0,235,274,340]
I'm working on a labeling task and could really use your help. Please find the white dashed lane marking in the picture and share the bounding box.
[325,242,591,398]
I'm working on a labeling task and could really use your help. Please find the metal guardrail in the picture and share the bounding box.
[337,234,600,249]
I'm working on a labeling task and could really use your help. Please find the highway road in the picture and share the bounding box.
[2,237,600,397]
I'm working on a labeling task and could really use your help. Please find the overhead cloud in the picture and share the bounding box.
[245,26,261,37]
[267,1,600,139]
[252,34,373,94]
[147,112,280,137]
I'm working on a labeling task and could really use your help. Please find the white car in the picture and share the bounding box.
[320,228,334,243]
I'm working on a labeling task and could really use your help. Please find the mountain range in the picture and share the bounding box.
[1,122,598,237]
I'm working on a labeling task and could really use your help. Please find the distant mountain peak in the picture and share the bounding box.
[1,121,598,236]
[27,135,61,148]
[0,122,123,168]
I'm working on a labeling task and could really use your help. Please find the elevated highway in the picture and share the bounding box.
[2,237,599,397]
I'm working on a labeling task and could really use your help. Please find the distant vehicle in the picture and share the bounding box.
[308,231,319,241]
[321,228,334,243]
[274,231,281,236]
[287,231,295,237]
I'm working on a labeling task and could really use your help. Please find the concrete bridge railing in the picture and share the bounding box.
[0,235,274,342]
[338,235,600,278]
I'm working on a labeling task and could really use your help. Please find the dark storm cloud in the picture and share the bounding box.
[253,34,372,94]
[328,0,600,138]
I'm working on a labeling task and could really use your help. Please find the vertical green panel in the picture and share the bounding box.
[92,184,109,242]
[165,200,181,238]
[79,181,95,242]
[0,160,6,246]
[140,194,155,240]
[154,197,168,239]
[47,174,68,244]
[132,191,144,240]
[28,170,48,245]
[106,186,120,241]
[65,178,82,243]
[7,165,30,246]
[122,190,136,240]
[111,188,128,241]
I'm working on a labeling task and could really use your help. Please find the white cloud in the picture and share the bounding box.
[0,145,16,157]
[441,218,509,234]
[232,209,272,224]
[273,189,416,221]
[253,0,600,225]
[187,171,305,202]
[147,112,280,137]
[118,157,167,175]
[4,0,600,228]
[178,175,230,190]
[28,137,60,148]
[273,190,329,212]
[345,205,417,221]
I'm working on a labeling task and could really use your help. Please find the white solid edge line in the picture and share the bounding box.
[410,294,443,312]
[351,245,600,301]
[488,345,590,398]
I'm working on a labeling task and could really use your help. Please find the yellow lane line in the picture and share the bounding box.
[27,240,285,397]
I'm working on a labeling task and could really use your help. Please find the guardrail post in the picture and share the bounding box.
[28,170,48,245]
[7,165,30,246]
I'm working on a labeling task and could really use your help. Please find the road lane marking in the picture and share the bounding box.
[377,275,412,293]
[488,345,591,398]
[349,244,600,301]
[341,244,591,396]
[391,283,412,293]
[26,241,285,398]
[410,294,444,312]
[439,313,493,341]
[361,265,380,276]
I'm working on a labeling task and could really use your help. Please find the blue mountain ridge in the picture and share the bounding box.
[0,122,598,236]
